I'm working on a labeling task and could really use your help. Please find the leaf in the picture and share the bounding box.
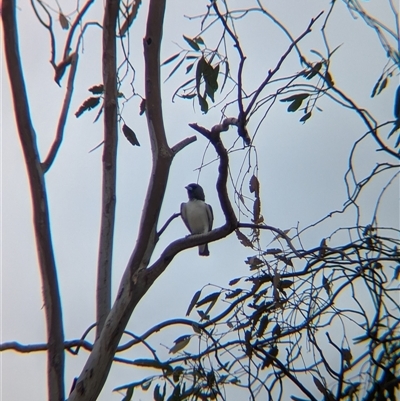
[323,275,331,295]
[169,335,191,354]
[154,384,165,401]
[191,322,202,334]
[194,36,204,45]
[122,124,140,146]
[178,93,196,100]
[264,248,282,255]
[371,74,384,97]
[229,277,241,286]
[279,279,293,289]
[75,97,101,118]
[249,175,260,194]
[236,229,253,248]
[394,86,400,118]
[88,84,104,94]
[186,290,201,316]
[161,52,181,66]
[195,57,206,95]
[196,291,220,307]
[377,76,388,95]
[341,348,352,365]
[173,367,184,383]
[59,12,69,30]
[141,379,152,391]
[272,323,281,337]
[287,98,304,112]
[183,35,200,51]
[139,98,146,115]
[325,71,334,87]
[252,198,260,223]
[165,56,185,82]
[313,376,326,394]
[280,93,310,102]
[221,61,229,93]
[299,111,312,123]
[186,62,195,74]
[256,315,269,337]
[198,95,208,113]
[305,62,322,79]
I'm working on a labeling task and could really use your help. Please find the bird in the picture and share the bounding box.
[181,183,214,256]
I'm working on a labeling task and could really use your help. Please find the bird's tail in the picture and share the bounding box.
[199,243,209,257]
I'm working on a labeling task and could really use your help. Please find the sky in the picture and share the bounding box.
[1,0,398,400]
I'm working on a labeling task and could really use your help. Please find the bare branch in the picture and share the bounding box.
[42,52,78,172]
[2,2,65,400]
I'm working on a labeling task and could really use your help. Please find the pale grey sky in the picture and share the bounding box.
[1,0,398,399]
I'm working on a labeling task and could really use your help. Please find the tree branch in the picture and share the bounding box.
[95,0,119,339]
[2,1,65,400]
[42,52,78,172]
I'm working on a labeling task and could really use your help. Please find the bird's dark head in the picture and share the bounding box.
[185,183,205,201]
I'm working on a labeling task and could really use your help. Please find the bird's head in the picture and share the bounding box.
[185,183,206,201]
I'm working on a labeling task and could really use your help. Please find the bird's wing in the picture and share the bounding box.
[180,202,192,232]
[206,203,214,231]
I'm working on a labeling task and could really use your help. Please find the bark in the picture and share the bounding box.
[2,1,65,400]
[96,0,119,339]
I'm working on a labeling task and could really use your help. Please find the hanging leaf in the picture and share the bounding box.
[59,12,69,30]
[287,98,303,112]
[141,379,152,391]
[256,315,269,337]
[280,93,310,102]
[236,229,253,248]
[161,52,181,66]
[229,277,241,286]
[198,95,208,113]
[88,84,104,94]
[371,74,384,97]
[221,60,230,93]
[183,35,200,51]
[164,56,185,82]
[169,335,191,354]
[300,111,312,123]
[122,124,140,146]
[305,62,322,79]
[272,323,281,337]
[394,86,400,119]
[376,76,388,95]
[313,377,326,394]
[196,291,220,307]
[186,290,202,316]
[186,62,195,74]
[75,97,101,118]
[139,98,146,115]
[194,36,204,45]
[249,174,260,194]
[173,367,184,383]
[341,348,352,365]
[153,384,165,401]
[195,57,206,95]
[325,71,334,87]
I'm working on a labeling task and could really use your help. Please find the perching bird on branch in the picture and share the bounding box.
[181,183,214,256]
